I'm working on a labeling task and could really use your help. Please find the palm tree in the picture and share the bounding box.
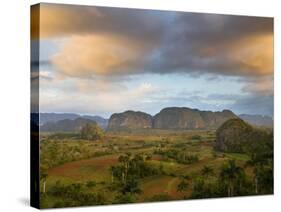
[252,164,273,194]
[245,142,273,195]
[177,180,189,193]
[40,167,48,193]
[220,160,244,197]
[201,165,214,178]
[118,155,126,182]
[110,166,116,183]
[118,153,132,183]
[245,159,261,194]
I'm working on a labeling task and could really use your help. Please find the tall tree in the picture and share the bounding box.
[201,165,214,179]
[220,160,244,197]
[40,165,48,193]
[177,180,189,193]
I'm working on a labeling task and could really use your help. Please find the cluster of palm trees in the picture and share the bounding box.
[111,153,156,183]
[189,160,246,198]
[110,153,159,198]
[246,154,273,194]
[220,160,245,197]
[189,156,273,199]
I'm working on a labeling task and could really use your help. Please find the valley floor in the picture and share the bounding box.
[39,130,271,208]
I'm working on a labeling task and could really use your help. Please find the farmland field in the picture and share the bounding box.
[39,129,270,208]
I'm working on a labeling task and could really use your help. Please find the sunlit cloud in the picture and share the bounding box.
[51,35,150,77]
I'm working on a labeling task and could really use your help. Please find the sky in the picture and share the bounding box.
[31,3,273,118]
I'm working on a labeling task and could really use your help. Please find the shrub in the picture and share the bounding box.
[191,135,202,140]
[86,181,96,188]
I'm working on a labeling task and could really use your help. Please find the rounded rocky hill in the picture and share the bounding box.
[200,109,238,129]
[215,118,271,152]
[153,107,237,130]
[153,107,205,129]
[107,110,153,131]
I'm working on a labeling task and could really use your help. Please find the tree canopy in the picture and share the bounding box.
[80,123,104,141]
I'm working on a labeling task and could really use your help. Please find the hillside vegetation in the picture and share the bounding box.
[215,118,273,153]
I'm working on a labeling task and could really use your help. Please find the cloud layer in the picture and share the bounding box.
[34,4,273,78]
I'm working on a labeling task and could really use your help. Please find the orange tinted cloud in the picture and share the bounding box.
[31,3,103,39]
[51,35,149,77]
[201,34,273,77]
[228,34,273,76]
[52,33,273,78]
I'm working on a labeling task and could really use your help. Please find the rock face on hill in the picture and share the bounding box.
[215,118,271,152]
[153,107,237,130]
[107,107,237,131]
[40,117,97,132]
[107,111,153,131]
[200,109,238,129]
[153,107,204,129]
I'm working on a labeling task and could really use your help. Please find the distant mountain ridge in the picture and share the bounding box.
[39,113,108,129]
[40,113,79,125]
[239,114,273,128]
[108,107,238,131]
[38,110,273,132]
[40,117,96,132]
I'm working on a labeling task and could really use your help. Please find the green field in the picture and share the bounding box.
[39,129,273,208]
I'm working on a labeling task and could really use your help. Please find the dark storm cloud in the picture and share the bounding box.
[147,13,273,77]
[33,3,169,46]
[35,3,273,78]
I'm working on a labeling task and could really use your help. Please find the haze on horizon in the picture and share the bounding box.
[31,3,274,119]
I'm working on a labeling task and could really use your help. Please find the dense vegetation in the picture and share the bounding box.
[39,122,273,208]
[80,123,104,140]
